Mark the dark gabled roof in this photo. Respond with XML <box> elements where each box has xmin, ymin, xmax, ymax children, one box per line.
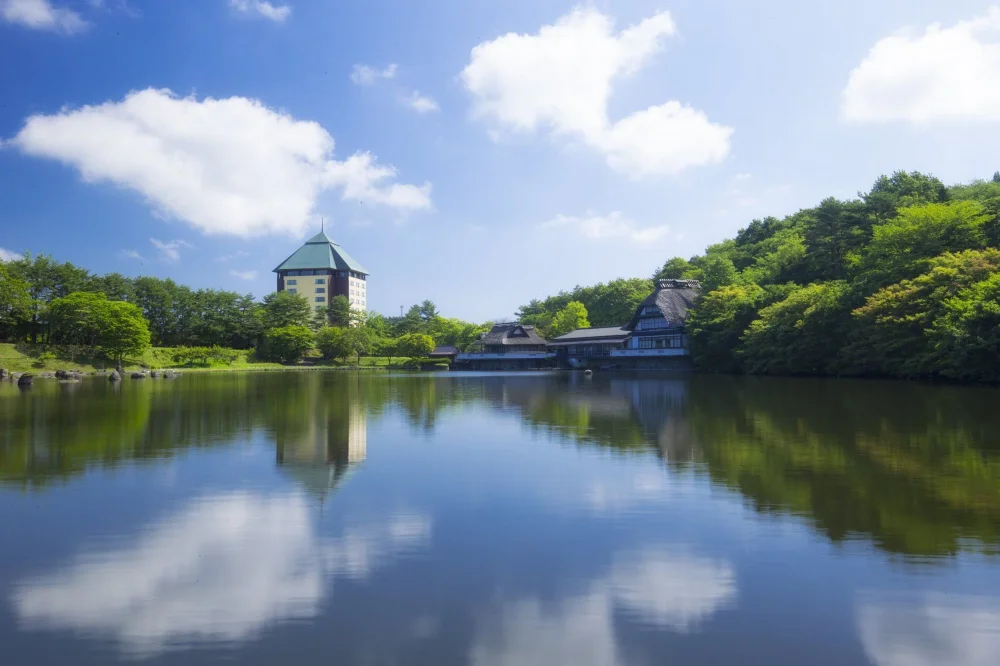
<box><xmin>473</xmin><ymin>323</ymin><xmax>548</xmax><ymax>347</ymax></box>
<box><xmin>273</xmin><ymin>231</ymin><xmax>369</xmax><ymax>275</ymax></box>
<box><xmin>548</xmin><ymin>326</ymin><xmax>629</xmax><ymax>346</ymax></box>
<box><xmin>429</xmin><ymin>345</ymin><xmax>461</xmax><ymax>356</ymax></box>
<box><xmin>625</xmin><ymin>279</ymin><xmax>700</xmax><ymax>331</ymax></box>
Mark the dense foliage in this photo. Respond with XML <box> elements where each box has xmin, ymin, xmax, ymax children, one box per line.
<box><xmin>673</xmin><ymin>171</ymin><xmax>1000</xmax><ymax>381</ymax></box>
<box><xmin>0</xmin><ymin>254</ymin><xmax>490</xmax><ymax>366</ymax></box>
<box><xmin>518</xmin><ymin>170</ymin><xmax>1000</xmax><ymax>382</ymax></box>
<box><xmin>517</xmin><ymin>278</ymin><xmax>651</xmax><ymax>336</ymax></box>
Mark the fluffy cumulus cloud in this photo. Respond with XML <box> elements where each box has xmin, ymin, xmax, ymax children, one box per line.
<box><xmin>351</xmin><ymin>63</ymin><xmax>398</xmax><ymax>86</ymax></box>
<box><xmin>541</xmin><ymin>211</ymin><xmax>669</xmax><ymax>242</ymax></box>
<box><xmin>857</xmin><ymin>594</ymin><xmax>1000</xmax><ymax>666</ymax></box>
<box><xmin>229</xmin><ymin>0</ymin><xmax>290</xmax><ymax>22</ymax></box>
<box><xmin>0</xmin><ymin>0</ymin><xmax>88</xmax><ymax>33</ymax></box>
<box><xmin>230</xmin><ymin>269</ymin><xmax>258</xmax><ymax>280</ymax></box>
<box><xmin>471</xmin><ymin>547</ymin><xmax>736</xmax><ymax>666</ymax></box>
<box><xmin>843</xmin><ymin>8</ymin><xmax>1000</xmax><ymax>124</ymax></box>
<box><xmin>11</xmin><ymin>492</ymin><xmax>431</xmax><ymax>657</ymax></box>
<box><xmin>0</xmin><ymin>247</ymin><xmax>24</xmax><ymax>261</ymax></box>
<box><xmin>9</xmin><ymin>89</ymin><xmax>431</xmax><ymax>238</ymax></box>
<box><xmin>461</xmin><ymin>7</ymin><xmax>732</xmax><ymax>177</ymax></box>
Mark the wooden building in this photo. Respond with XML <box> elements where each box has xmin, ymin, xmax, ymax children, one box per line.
<box><xmin>548</xmin><ymin>279</ymin><xmax>700</xmax><ymax>368</ymax></box>
<box><xmin>453</xmin><ymin>323</ymin><xmax>551</xmax><ymax>370</ymax></box>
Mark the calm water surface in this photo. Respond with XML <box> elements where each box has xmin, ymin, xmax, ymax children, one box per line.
<box><xmin>1</xmin><ymin>372</ymin><xmax>998</xmax><ymax>665</ymax></box>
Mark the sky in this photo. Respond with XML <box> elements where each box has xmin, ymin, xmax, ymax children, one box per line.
<box><xmin>2</xmin><ymin>0</ymin><xmax>1000</xmax><ymax>321</ymax></box>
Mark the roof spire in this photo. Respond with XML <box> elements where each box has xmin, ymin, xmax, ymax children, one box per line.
<box><xmin>321</xmin><ymin>217</ymin><xmax>324</xmax><ymax>233</ymax></box>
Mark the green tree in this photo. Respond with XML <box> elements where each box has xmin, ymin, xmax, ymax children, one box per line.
<box><xmin>264</xmin><ymin>325</ymin><xmax>314</xmax><ymax>363</ymax></box>
<box><xmin>847</xmin><ymin>249</ymin><xmax>1000</xmax><ymax>377</ymax></box>
<box><xmin>741</xmin><ymin>281</ymin><xmax>855</xmax><ymax>375</ymax></box>
<box><xmin>928</xmin><ymin>273</ymin><xmax>1000</xmax><ymax>382</ymax></box>
<box><xmin>687</xmin><ymin>284</ymin><xmax>765</xmax><ymax>372</ymax></box>
<box><xmin>344</xmin><ymin>326</ymin><xmax>377</xmax><ymax>363</ymax></box>
<box><xmin>328</xmin><ymin>295</ymin><xmax>353</xmax><ymax>328</ymax></box>
<box><xmin>418</xmin><ymin>300</ymin><xmax>439</xmax><ymax>322</ymax></box>
<box><xmin>396</xmin><ymin>333</ymin><xmax>435</xmax><ymax>358</ymax></box>
<box><xmin>262</xmin><ymin>291</ymin><xmax>312</xmax><ymax>329</ymax></box>
<box><xmin>98</xmin><ymin>300</ymin><xmax>152</xmax><ymax>367</ymax></box>
<box><xmin>861</xmin><ymin>170</ymin><xmax>949</xmax><ymax>224</ymax></box>
<box><xmin>0</xmin><ymin>262</ymin><xmax>31</xmax><ymax>338</ymax></box>
<box><xmin>48</xmin><ymin>292</ymin><xmax>109</xmax><ymax>349</ymax></box>
<box><xmin>654</xmin><ymin>257</ymin><xmax>696</xmax><ymax>280</ymax></box>
<box><xmin>548</xmin><ymin>301</ymin><xmax>590</xmax><ymax>337</ymax></box>
<box><xmin>316</xmin><ymin>326</ymin><xmax>351</xmax><ymax>361</ymax></box>
<box><xmin>700</xmin><ymin>255</ymin><xmax>740</xmax><ymax>292</ymax></box>
<box><xmin>858</xmin><ymin>201</ymin><xmax>989</xmax><ymax>288</ymax></box>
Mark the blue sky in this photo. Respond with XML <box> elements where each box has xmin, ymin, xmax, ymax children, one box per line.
<box><xmin>2</xmin><ymin>0</ymin><xmax>1000</xmax><ymax>321</ymax></box>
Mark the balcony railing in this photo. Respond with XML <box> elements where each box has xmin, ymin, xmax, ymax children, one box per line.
<box><xmin>455</xmin><ymin>352</ymin><xmax>550</xmax><ymax>361</ymax></box>
<box><xmin>610</xmin><ymin>348</ymin><xmax>687</xmax><ymax>357</ymax></box>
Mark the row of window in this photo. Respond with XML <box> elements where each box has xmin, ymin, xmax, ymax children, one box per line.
<box><xmin>283</xmin><ymin>270</ymin><xmax>367</xmax><ymax>279</ymax></box>
<box><xmin>638</xmin><ymin>335</ymin><xmax>684</xmax><ymax>349</ymax></box>
<box><xmin>636</xmin><ymin>318</ymin><xmax>671</xmax><ymax>331</ymax></box>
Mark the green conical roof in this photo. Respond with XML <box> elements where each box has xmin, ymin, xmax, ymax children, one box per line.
<box><xmin>273</xmin><ymin>230</ymin><xmax>369</xmax><ymax>274</ymax></box>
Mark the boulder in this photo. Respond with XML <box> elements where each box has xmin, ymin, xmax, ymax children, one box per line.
<box><xmin>0</xmin><ymin>368</ymin><xmax>7</xmax><ymax>381</ymax></box>
<box><xmin>17</xmin><ymin>374</ymin><xmax>33</xmax><ymax>387</ymax></box>
<box><xmin>163</xmin><ymin>371</ymin><xmax>179</xmax><ymax>379</ymax></box>
<box><xmin>108</xmin><ymin>371</ymin><xmax>121</xmax><ymax>382</ymax></box>
<box><xmin>39</xmin><ymin>372</ymin><xmax>56</xmax><ymax>379</ymax></box>
<box><xmin>55</xmin><ymin>369</ymin><xmax>70</xmax><ymax>380</ymax></box>
<box><xmin>131</xmin><ymin>372</ymin><xmax>147</xmax><ymax>379</ymax></box>
<box><xmin>150</xmin><ymin>371</ymin><xmax>161</xmax><ymax>378</ymax></box>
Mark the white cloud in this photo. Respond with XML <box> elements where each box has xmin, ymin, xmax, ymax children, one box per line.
<box><xmin>324</xmin><ymin>152</ymin><xmax>432</xmax><ymax>209</ymax></box>
<box><xmin>119</xmin><ymin>249</ymin><xmax>144</xmax><ymax>261</ymax></box>
<box><xmin>351</xmin><ymin>63</ymin><xmax>398</xmax><ymax>86</ymax></box>
<box><xmin>541</xmin><ymin>211</ymin><xmax>669</xmax><ymax>242</ymax></box>
<box><xmin>0</xmin><ymin>0</ymin><xmax>88</xmax><ymax>33</ymax></box>
<box><xmin>843</xmin><ymin>8</ymin><xmax>1000</xmax><ymax>124</ymax></box>
<box><xmin>149</xmin><ymin>238</ymin><xmax>192</xmax><ymax>262</ymax></box>
<box><xmin>471</xmin><ymin>548</ymin><xmax>736</xmax><ymax>666</ymax></box>
<box><xmin>10</xmin><ymin>89</ymin><xmax>431</xmax><ymax>238</ymax></box>
<box><xmin>0</xmin><ymin>247</ymin><xmax>23</xmax><ymax>261</ymax></box>
<box><xmin>461</xmin><ymin>7</ymin><xmax>732</xmax><ymax>178</ymax></box>
<box><xmin>230</xmin><ymin>269</ymin><xmax>258</xmax><ymax>280</ymax></box>
<box><xmin>857</xmin><ymin>594</ymin><xmax>1000</xmax><ymax>666</ymax></box>
<box><xmin>404</xmin><ymin>91</ymin><xmax>440</xmax><ymax>114</ymax></box>
<box><xmin>12</xmin><ymin>492</ymin><xmax>431</xmax><ymax>657</ymax></box>
<box><xmin>229</xmin><ymin>0</ymin><xmax>290</xmax><ymax>22</ymax></box>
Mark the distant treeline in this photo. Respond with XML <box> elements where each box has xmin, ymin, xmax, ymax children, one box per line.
<box><xmin>0</xmin><ymin>255</ymin><xmax>490</xmax><ymax>365</ymax></box>
<box><xmin>519</xmin><ymin>171</ymin><xmax>1000</xmax><ymax>382</ymax></box>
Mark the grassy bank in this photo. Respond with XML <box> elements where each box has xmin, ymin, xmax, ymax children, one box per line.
<box><xmin>0</xmin><ymin>344</ymin><xmax>428</xmax><ymax>374</ymax></box>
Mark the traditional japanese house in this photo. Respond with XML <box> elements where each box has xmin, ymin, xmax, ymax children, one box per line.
<box><xmin>453</xmin><ymin>323</ymin><xmax>551</xmax><ymax>370</ymax></box>
<box><xmin>615</xmin><ymin>279</ymin><xmax>700</xmax><ymax>358</ymax></box>
<box><xmin>547</xmin><ymin>326</ymin><xmax>630</xmax><ymax>367</ymax></box>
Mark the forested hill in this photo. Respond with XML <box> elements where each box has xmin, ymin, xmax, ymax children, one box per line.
<box><xmin>520</xmin><ymin>171</ymin><xmax>1000</xmax><ymax>382</ymax></box>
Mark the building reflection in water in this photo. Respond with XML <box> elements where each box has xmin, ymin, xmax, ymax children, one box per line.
<box><xmin>276</xmin><ymin>397</ymin><xmax>368</xmax><ymax>504</ymax></box>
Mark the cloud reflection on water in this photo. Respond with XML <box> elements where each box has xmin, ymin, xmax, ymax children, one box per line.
<box><xmin>12</xmin><ymin>492</ymin><xmax>430</xmax><ymax>657</ymax></box>
<box><xmin>858</xmin><ymin>594</ymin><xmax>1000</xmax><ymax>666</ymax></box>
<box><xmin>471</xmin><ymin>547</ymin><xmax>736</xmax><ymax>666</ymax></box>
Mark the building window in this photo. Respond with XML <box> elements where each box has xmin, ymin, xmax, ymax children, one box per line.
<box><xmin>287</xmin><ymin>288</ymin><xmax>297</xmax><ymax>294</ymax></box>
<box><xmin>315</xmin><ymin>287</ymin><xmax>326</xmax><ymax>293</ymax></box>
<box><xmin>638</xmin><ymin>335</ymin><xmax>683</xmax><ymax>349</ymax></box>
<box><xmin>315</xmin><ymin>297</ymin><xmax>325</xmax><ymax>303</ymax></box>
<box><xmin>315</xmin><ymin>278</ymin><xmax>325</xmax><ymax>284</ymax></box>
<box><xmin>637</xmin><ymin>318</ymin><xmax>669</xmax><ymax>331</ymax></box>
<box><xmin>286</xmin><ymin>279</ymin><xmax>297</xmax><ymax>285</ymax></box>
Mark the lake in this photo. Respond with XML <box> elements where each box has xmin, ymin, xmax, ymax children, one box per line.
<box><xmin>0</xmin><ymin>371</ymin><xmax>998</xmax><ymax>665</ymax></box>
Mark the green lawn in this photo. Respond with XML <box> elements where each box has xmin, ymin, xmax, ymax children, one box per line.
<box><xmin>0</xmin><ymin>343</ymin><xmax>433</xmax><ymax>374</ymax></box>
